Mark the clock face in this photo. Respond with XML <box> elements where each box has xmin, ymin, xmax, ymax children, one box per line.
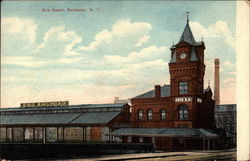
<box><xmin>180</xmin><ymin>53</ymin><xmax>187</xmax><ymax>59</ymax></box>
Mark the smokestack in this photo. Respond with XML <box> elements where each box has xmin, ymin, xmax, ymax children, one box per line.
<box><xmin>214</xmin><ymin>58</ymin><xmax>220</xmax><ymax>105</ymax></box>
<box><xmin>155</xmin><ymin>85</ymin><xmax>161</xmax><ymax>98</ymax></box>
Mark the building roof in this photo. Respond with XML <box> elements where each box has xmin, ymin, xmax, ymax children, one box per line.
<box><xmin>0</xmin><ymin>103</ymin><xmax>126</xmax><ymax>112</ymax></box>
<box><xmin>0</xmin><ymin>113</ymin><xmax>81</xmax><ymax>125</ymax></box>
<box><xmin>190</xmin><ymin>47</ymin><xmax>198</xmax><ymax>61</ymax></box>
<box><xmin>179</xmin><ymin>22</ymin><xmax>196</xmax><ymax>45</ymax></box>
<box><xmin>195</xmin><ymin>41</ymin><xmax>203</xmax><ymax>46</ymax></box>
<box><xmin>169</xmin><ymin>51</ymin><xmax>177</xmax><ymax>63</ymax></box>
<box><xmin>109</xmin><ymin>128</ymin><xmax>218</xmax><ymax>138</ymax></box>
<box><xmin>133</xmin><ymin>85</ymin><xmax>170</xmax><ymax>99</ymax></box>
<box><xmin>70</xmin><ymin>112</ymin><xmax>121</xmax><ymax>124</ymax></box>
<box><xmin>0</xmin><ymin>111</ymin><xmax>121</xmax><ymax>125</ymax></box>
<box><xmin>170</xmin><ymin>45</ymin><xmax>176</xmax><ymax>50</ymax></box>
<box><xmin>215</xmin><ymin>104</ymin><xmax>236</xmax><ymax>112</ymax></box>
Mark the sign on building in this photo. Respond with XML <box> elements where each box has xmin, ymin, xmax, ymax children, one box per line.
<box><xmin>20</xmin><ymin>101</ymin><xmax>69</xmax><ymax>108</ymax></box>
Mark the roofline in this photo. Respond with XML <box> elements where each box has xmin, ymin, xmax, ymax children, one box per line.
<box><xmin>215</xmin><ymin>104</ymin><xmax>237</xmax><ymax>106</ymax></box>
<box><xmin>107</xmin><ymin>133</ymin><xmax>218</xmax><ymax>138</ymax></box>
<box><xmin>0</xmin><ymin>103</ymin><xmax>128</xmax><ymax>112</ymax></box>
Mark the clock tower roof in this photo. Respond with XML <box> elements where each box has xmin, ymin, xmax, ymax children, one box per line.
<box><xmin>179</xmin><ymin>22</ymin><xmax>196</xmax><ymax>45</ymax></box>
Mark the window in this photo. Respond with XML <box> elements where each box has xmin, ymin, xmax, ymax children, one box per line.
<box><xmin>25</xmin><ymin>127</ymin><xmax>34</xmax><ymax>142</ymax></box>
<box><xmin>160</xmin><ymin>109</ymin><xmax>166</xmax><ymax>120</ymax></box>
<box><xmin>178</xmin><ymin>105</ymin><xmax>188</xmax><ymax>120</ymax></box>
<box><xmin>147</xmin><ymin>110</ymin><xmax>152</xmax><ymax>120</ymax></box>
<box><xmin>138</xmin><ymin>110</ymin><xmax>143</xmax><ymax>120</ymax></box>
<box><xmin>128</xmin><ymin>136</ymin><xmax>132</xmax><ymax>143</ymax></box>
<box><xmin>179</xmin><ymin>82</ymin><xmax>188</xmax><ymax>95</ymax></box>
<box><xmin>178</xmin><ymin>124</ymin><xmax>189</xmax><ymax>128</ymax></box>
<box><xmin>139</xmin><ymin>137</ymin><xmax>144</xmax><ymax>143</ymax></box>
<box><xmin>214</xmin><ymin>116</ymin><xmax>218</xmax><ymax>123</ymax></box>
<box><xmin>219</xmin><ymin>116</ymin><xmax>223</xmax><ymax>122</ymax></box>
<box><xmin>232</xmin><ymin>125</ymin><xmax>236</xmax><ymax>132</ymax></box>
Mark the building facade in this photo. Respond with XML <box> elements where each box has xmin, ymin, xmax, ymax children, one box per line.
<box><xmin>214</xmin><ymin>104</ymin><xmax>236</xmax><ymax>148</ymax></box>
<box><xmin>110</xmin><ymin>18</ymin><xmax>218</xmax><ymax>150</ymax></box>
<box><xmin>0</xmin><ymin>103</ymin><xmax>130</xmax><ymax>143</ymax></box>
<box><xmin>130</xmin><ymin>19</ymin><xmax>215</xmax><ymax>129</ymax></box>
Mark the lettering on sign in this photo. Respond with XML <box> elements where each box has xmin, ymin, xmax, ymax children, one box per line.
<box><xmin>20</xmin><ymin>101</ymin><xmax>69</xmax><ymax>108</ymax></box>
<box><xmin>175</xmin><ymin>97</ymin><xmax>192</xmax><ymax>102</ymax></box>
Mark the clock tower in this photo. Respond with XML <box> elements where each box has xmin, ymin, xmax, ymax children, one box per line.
<box><xmin>168</xmin><ymin>14</ymin><xmax>213</xmax><ymax>128</ymax></box>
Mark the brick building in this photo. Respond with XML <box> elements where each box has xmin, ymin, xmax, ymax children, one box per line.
<box><xmin>110</xmin><ymin>17</ymin><xmax>218</xmax><ymax>150</ymax></box>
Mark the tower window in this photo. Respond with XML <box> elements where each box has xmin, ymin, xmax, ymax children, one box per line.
<box><xmin>160</xmin><ymin>109</ymin><xmax>166</xmax><ymax>120</ymax></box>
<box><xmin>147</xmin><ymin>110</ymin><xmax>153</xmax><ymax>120</ymax></box>
<box><xmin>138</xmin><ymin>110</ymin><xmax>143</xmax><ymax>120</ymax></box>
<box><xmin>179</xmin><ymin>82</ymin><xmax>188</xmax><ymax>95</ymax></box>
<box><xmin>178</xmin><ymin>105</ymin><xmax>188</xmax><ymax>120</ymax></box>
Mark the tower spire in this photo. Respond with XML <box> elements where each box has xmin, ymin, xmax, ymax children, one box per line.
<box><xmin>186</xmin><ymin>12</ymin><xmax>189</xmax><ymax>23</ymax></box>
<box><xmin>178</xmin><ymin>12</ymin><xmax>195</xmax><ymax>45</ymax></box>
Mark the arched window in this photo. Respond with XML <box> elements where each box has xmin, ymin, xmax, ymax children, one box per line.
<box><xmin>138</xmin><ymin>110</ymin><xmax>143</xmax><ymax>120</ymax></box>
<box><xmin>178</xmin><ymin>105</ymin><xmax>188</xmax><ymax>120</ymax></box>
<box><xmin>147</xmin><ymin>110</ymin><xmax>152</xmax><ymax>120</ymax></box>
<box><xmin>160</xmin><ymin>109</ymin><xmax>166</xmax><ymax>120</ymax></box>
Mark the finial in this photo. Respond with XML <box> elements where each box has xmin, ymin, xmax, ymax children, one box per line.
<box><xmin>172</xmin><ymin>40</ymin><xmax>175</xmax><ymax>45</ymax></box>
<box><xmin>208</xmin><ymin>80</ymin><xmax>210</xmax><ymax>86</ymax></box>
<box><xmin>186</xmin><ymin>12</ymin><xmax>189</xmax><ymax>23</ymax></box>
<box><xmin>201</xmin><ymin>34</ymin><xmax>204</xmax><ymax>41</ymax></box>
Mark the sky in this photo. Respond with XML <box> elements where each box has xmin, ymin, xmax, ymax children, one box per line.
<box><xmin>1</xmin><ymin>1</ymin><xmax>236</xmax><ymax>107</ymax></box>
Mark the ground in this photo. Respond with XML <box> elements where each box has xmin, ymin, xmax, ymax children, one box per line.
<box><xmin>57</xmin><ymin>149</ymin><xmax>236</xmax><ymax>161</ymax></box>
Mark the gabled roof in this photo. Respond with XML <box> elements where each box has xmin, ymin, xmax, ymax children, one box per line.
<box><xmin>190</xmin><ymin>47</ymin><xmax>198</xmax><ymax>61</ymax></box>
<box><xmin>133</xmin><ymin>85</ymin><xmax>170</xmax><ymax>99</ymax></box>
<box><xmin>179</xmin><ymin>23</ymin><xmax>196</xmax><ymax>45</ymax></box>
<box><xmin>170</xmin><ymin>45</ymin><xmax>176</xmax><ymax>50</ymax></box>
<box><xmin>195</xmin><ymin>41</ymin><xmax>203</xmax><ymax>46</ymax></box>
<box><xmin>204</xmin><ymin>85</ymin><xmax>212</xmax><ymax>93</ymax></box>
<box><xmin>170</xmin><ymin>51</ymin><xmax>177</xmax><ymax>63</ymax></box>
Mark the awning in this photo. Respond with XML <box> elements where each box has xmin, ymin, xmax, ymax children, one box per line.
<box><xmin>109</xmin><ymin>128</ymin><xmax>218</xmax><ymax>138</ymax></box>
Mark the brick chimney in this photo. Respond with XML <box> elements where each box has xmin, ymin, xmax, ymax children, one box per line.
<box><xmin>155</xmin><ymin>85</ymin><xmax>161</xmax><ymax>98</ymax></box>
<box><xmin>214</xmin><ymin>58</ymin><xmax>220</xmax><ymax>105</ymax></box>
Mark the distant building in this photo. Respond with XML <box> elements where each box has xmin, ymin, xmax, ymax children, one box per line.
<box><xmin>114</xmin><ymin>97</ymin><xmax>131</xmax><ymax>105</ymax></box>
<box><xmin>214</xmin><ymin>104</ymin><xmax>236</xmax><ymax>148</ymax></box>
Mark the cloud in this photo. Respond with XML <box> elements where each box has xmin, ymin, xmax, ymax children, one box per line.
<box><xmin>2</xmin><ymin>17</ymin><xmax>37</xmax><ymax>43</ymax></box>
<box><xmin>222</xmin><ymin>60</ymin><xmax>235</xmax><ymax>68</ymax></box>
<box><xmin>1</xmin><ymin>56</ymin><xmax>49</xmax><ymax>67</ymax></box>
<box><xmin>111</xmin><ymin>19</ymin><xmax>152</xmax><ymax>38</ymax></box>
<box><xmin>104</xmin><ymin>45</ymin><xmax>167</xmax><ymax>64</ymax></box>
<box><xmin>34</xmin><ymin>25</ymin><xmax>82</xmax><ymax>56</ymax></box>
<box><xmin>58</xmin><ymin>57</ymin><xmax>84</xmax><ymax>64</ymax></box>
<box><xmin>77</xmin><ymin>19</ymin><xmax>152</xmax><ymax>52</ymax></box>
<box><xmin>190</xmin><ymin>21</ymin><xmax>235</xmax><ymax>48</ymax></box>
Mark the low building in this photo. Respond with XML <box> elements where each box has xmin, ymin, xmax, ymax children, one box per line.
<box><xmin>0</xmin><ymin>103</ymin><xmax>130</xmax><ymax>143</ymax></box>
<box><xmin>214</xmin><ymin>104</ymin><xmax>236</xmax><ymax>148</ymax></box>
